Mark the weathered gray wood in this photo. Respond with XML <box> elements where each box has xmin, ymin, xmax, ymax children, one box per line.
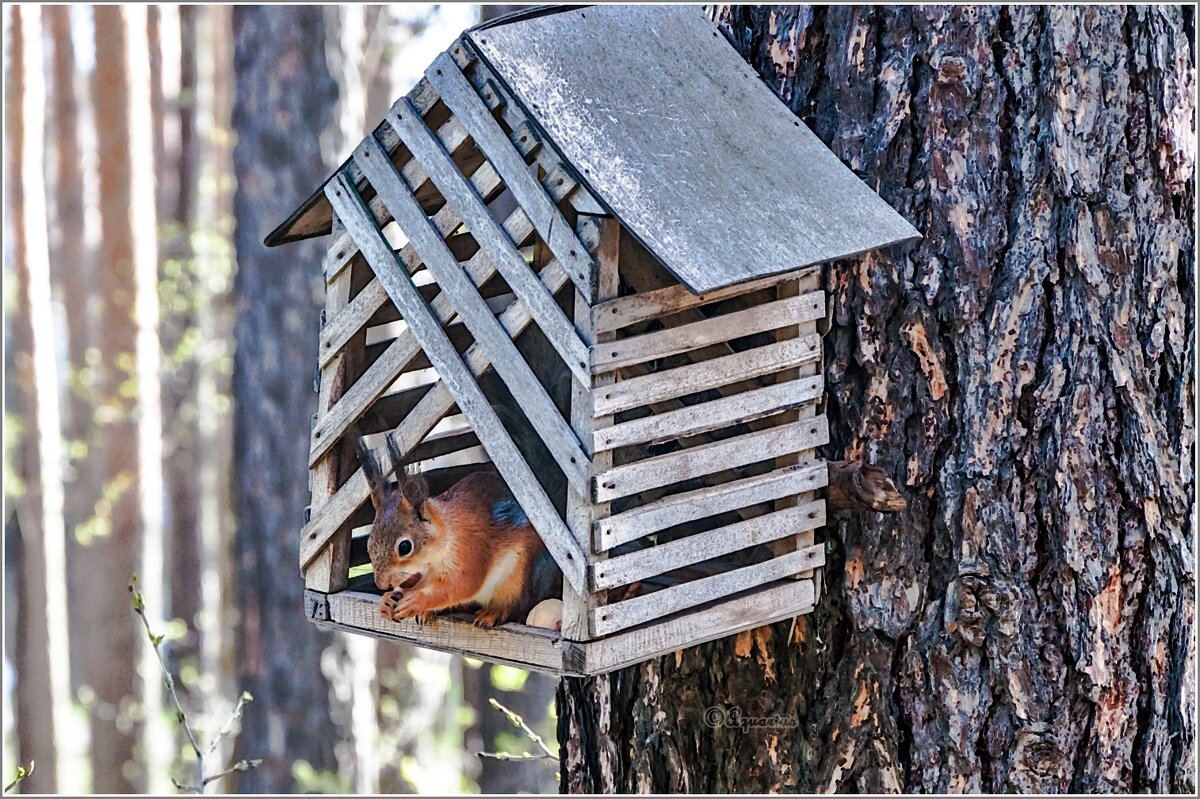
<box><xmin>356</xmin><ymin>131</ymin><xmax>589</xmax><ymax>492</ymax></box>
<box><xmin>595</xmin><ymin>416</ymin><xmax>829</xmax><ymax>502</ymax></box>
<box><xmin>322</xmin><ymin>114</ymin><xmax>473</xmax><ymax>282</ymax></box>
<box><xmin>267</xmin><ymin>74</ymin><xmax>449</xmax><ymax>246</ymax></box>
<box><xmin>325</xmin><ymin>590</ymin><xmax>571</xmax><ymax>675</ymax></box>
<box><xmin>305</xmin><ymin>218</ymin><xmax>358</xmax><ymax>593</ymax></box>
<box><xmin>466</xmin><ymin>6</ymin><xmax>920</xmax><ymax>293</ymax></box>
<box><xmin>596</xmin><ymin>460</ymin><xmax>827</xmax><ymax>551</ymax></box>
<box><xmin>562</xmin><ymin>215</ymin><xmax>620</xmax><ymax>641</ymax></box>
<box><xmin>387</xmin><ymin>97</ymin><xmax>591</xmax><ymax>386</ymax></box>
<box><xmin>427</xmin><ymin>52</ymin><xmax>595</xmax><ymax>297</ymax></box>
<box><xmin>594</xmin><ymin>375</ymin><xmax>823</xmax><ymax>452</ymax></box>
<box><xmin>595</xmin><ymin>334</ymin><xmax>821</xmax><ymax>417</ymax></box>
<box><xmin>297</xmin><ymin>221</ymin><xmax>603</xmax><ymax>570</ymax></box>
<box><xmin>592</xmin><ymin>266</ymin><xmax>817</xmax><ymax>335</ymax></box>
<box><xmin>591</xmin><ymin>291</ymin><xmax>825</xmax><ymax>373</ymax></box>
<box><xmin>591</xmin><ymin>500</ymin><xmax>825</xmax><ymax>590</ymax></box>
<box><xmin>308</xmin><ymin>160</ymin><xmax>576</xmax><ymax>468</ymax></box>
<box><xmin>323</xmin><ymin>173</ymin><xmax>587</xmax><ymax>593</ymax></box>
<box><xmin>579</xmin><ymin>578</ymin><xmax>816</xmax><ymax>673</ymax></box>
<box><xmin>591</xmin><ymin>543</ymin><xmax>825</xmax><ymax>636</ymax></box>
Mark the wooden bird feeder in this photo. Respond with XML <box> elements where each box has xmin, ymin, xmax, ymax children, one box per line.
<box><xmin>269</xmin><ymin>5</ymin><xmax>918</xmax><ymax>676</ymax></box>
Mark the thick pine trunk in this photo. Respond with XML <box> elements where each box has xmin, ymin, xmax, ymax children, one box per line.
<box><xmin>230</xmin><ymin>6</ymin><xmax>342</xmax><ymax>792</ymax></box>
<box><xmin>558</xmin><ymin>5</ymin><xmax>1194</xmax><ymax>793</ymax></box>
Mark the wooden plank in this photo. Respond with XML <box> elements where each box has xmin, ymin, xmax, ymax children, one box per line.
<box><xmin>308</xmin><ymin>156</ymin><xmax>579</xmax><ymax>467</ymax></box>
<box><xmin>591</xmin><ymin>291</ymin><xmax>824</xmax><ymax>373</ymax></box>
<box><xmin>388</xmin><ymin>97</ymin><xmax>590</xmax><ymax>386</ymax></box>
<box><xmin>596</xmin><ymin>460</ymin><xmax>827</xmax><ymax>551</ymax></box>
<box><xmin>323</xmin><ymin>173</ymin><xmax>587</xmax><ymax>593</ymax></box>
<box><xmin>592</xmin><ymin>266</ymin><xmax>817</xmax><ymax>335</ymax></box>
<box><xmin>305</xmin><ymin>218</ymin><xmax>360</xmax><ymax>592</ymax></box>
<box><xmin>594</xmin><ymin>375</ymin><xmax>822</xmax><ymax>452</ymax></box>
<box><xmin>597</xmin><ymin>337</ymin><xmax>820</xmax><ymax>421</ymax></box>
<box><xmin>357</xmin><ymin>131</ymin><xmax>589</xmax><ymax>492</ymax></box>
<box><xmin>427</xmin><ymin>52</ymin><xmax>594</xmax><ymax>298</ymax></box>
<box><xmin>591</xmin><ymin>500</ymin><xmax>824</xmax><ymax>590</ymax></box>
<box><xmin>591</xmin><ymin>544</ymin><xmax>824</xmax><ymax>636</ymax></box>
<box><xmin>325</xmin><ymin>591</ymin><xmax>570</xmax><ymax>675</ymax></box>
<box><xmin>318</xmin><ymin>120</ymin><xmax>540</xmax><ymax>367</ymax></box>
<box><xmin>579</xmin><ymin>578</ymin><xmax>815</xmax><ymax>673</ymax></box>
<box><xmin>270</xmin><ymin>75</ymin><xmax>446</xmax><ymax>247</ymax></box>
<box><xmin>561</xmin><ymin>216</ymin><xmax>619</xmax><ymax>642</ymax></box>
<box><xmin>594</xmin><ymin>416</ymin><xmax>829</xmax><ymax>503</ymax></box>
<box><xmin>297</xmin><ymin>221</ymin><xmax>603</xmax><ymax>570</ymax></box>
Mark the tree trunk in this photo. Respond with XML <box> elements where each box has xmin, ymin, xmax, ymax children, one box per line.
<box><xmin>83</xmin><ymin>5</ymin><xmax>165</xmax><ymax>791</ymax></box>
<box><xmin>230</xmin><ymin>6</ymin><xmax>342</xmax><ymax>792</ymax></box>
<box><xmin>558</xmin><ymin>5</ymin><xmax>1194</xmax><ymax>793</ymax></box>
<box><xmin>5</xmin><ymin>6</ymin><xmax>72</xmax><ymax>792</ymax></box>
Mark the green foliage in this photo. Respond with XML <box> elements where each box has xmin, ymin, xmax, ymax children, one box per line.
<box><xmin>291</xmin><ymin>760</ymin><xmax>349</xmax><ymax>795</ymax></box>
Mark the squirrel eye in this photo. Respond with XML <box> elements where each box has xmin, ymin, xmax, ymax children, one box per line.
<box><xmin>397</xmin><ymin>539</ymin><xmax>413</xmax><ymax>557</ymax></box>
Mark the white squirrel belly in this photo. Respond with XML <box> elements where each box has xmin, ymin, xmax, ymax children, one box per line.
<box><xmin>471</xmin><ymin>551</ymin><xmax>519</xmax><ymax>607</ymax></box>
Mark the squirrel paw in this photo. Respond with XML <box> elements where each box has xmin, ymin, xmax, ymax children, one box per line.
<box><xmin>387</xmin><ymin>593</ymin><xmax>436</xmax><ymax>626</ymax></box>
<box><xmin>473</xmin><ymin>608</ymin><xmax>509</xmax><ymax>629</ymax></box>
<box><xmin>380</xmin><ymin>590</ymin><xmax>404</xmax><ymax>621</ymax></box>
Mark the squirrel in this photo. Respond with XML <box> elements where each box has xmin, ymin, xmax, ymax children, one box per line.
<box><xmin>358</xmin><ymin>433</ymin><xmax>562</xmax><ymax>629</ymax></box>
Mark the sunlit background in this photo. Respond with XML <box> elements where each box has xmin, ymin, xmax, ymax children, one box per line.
<box><xmin>2</xmin><ymin>4</ymin><xmax>565</xmax><ymax>794</ymax></box>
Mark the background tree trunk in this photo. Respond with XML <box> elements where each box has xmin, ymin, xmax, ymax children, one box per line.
<box><xmin>230</xmin><ymin>6</ymin><xmax>342</xmax><ymax>792</ymax></box>
<box><xmin>5</xmin><ymin>6</ymin><xmax>72</xmax><ymax>792</ymax></box>
<box><xmin>558</xmin><ymin>5</ymin><xmax>1194</xmax><ymax>793</ymax></box>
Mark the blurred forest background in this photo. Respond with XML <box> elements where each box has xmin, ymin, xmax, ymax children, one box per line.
<box><xmin>3</xmin><ymin>4</ymin><xmax>559</xmax><ymax>794</ymax></box>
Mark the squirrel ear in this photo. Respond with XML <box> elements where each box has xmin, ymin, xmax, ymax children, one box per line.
<box><xmin>402</xmin><ymin>471</ymin><xmax>430</xmax><ymax>515</ymax></box>
<box><xmin>357</xmin><ymin>438</ymin><xmax>388</xmax><ymax>510</ymax></box>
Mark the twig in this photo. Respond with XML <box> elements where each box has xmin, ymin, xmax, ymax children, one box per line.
<box><xmin>129</xmin><ymin>576</ymin><xmax>259</xmax><ymax>793</ymax></box>
<box><xmin>478</xmin><ymin>697</ymin><xmax>558</xmax><ymax>761</ymax></box>
<box><xmin>476</xmin><ymin>751</ymin><xmax>557</xmax><ymax>761</ymax></box>
<box><xmin>4</xmin><ymin>761</ymin><xmax>34</xmax><ymax>794</ymax></box>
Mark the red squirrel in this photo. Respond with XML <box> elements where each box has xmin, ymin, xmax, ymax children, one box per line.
<box><xmin>358</xmin><ymin>435</ymin><xmax>562</xmax><ymax>628</ymax></box>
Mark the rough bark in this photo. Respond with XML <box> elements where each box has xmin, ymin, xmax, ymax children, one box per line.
<box><xmin>230</xmin><ymin>6</ymin><xmax>341</xmax><ymax>792</ymax></box>
<box><xmin>558</xmin><ymin>5</ymin><xmax>1194</xmax><ymax>793</ymax></box>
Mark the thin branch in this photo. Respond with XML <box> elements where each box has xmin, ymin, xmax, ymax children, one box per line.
<box><xmin>476</xmin><ymin>751</ymin><xmax>557</xmax><ymax>762</ymax></box>
<box><xmin>4</xmin><ymin>761</ymin><xmax>35</xmax><ymax>794</ymax></box>
<box><xmin>129</xmin><ymin>576</ymin><xmax>259</xmax><ymax>793</ymax></box>
<box><xmin>487</xmin><ymin>697</ymin><xmax>558</xmax><ymax>759</ymax></box>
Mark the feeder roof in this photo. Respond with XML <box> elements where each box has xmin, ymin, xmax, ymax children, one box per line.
<box><xmin>267</xmin><ymin>4</ymin><xmax>919</xmax><ymax>294</ymax></box>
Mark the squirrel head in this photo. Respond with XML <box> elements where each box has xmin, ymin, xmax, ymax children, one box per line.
<box><xmin>358</xmin><ymin>435</ymin><xmax>445</xmax><ymax>592</ymax></box>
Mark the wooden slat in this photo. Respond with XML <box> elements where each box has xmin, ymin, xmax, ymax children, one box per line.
<box><xmin>595</xmin><ymin>460</ymin><xmax>827</xmax><ymax>551</ymax></box>
<box><xmin>579</xmin><ymin>578</ymin><xmax>815</xmax><ymax>673</ymax></box>
<box><xmin>591</xmin><ymin>500</ymin><xmax>824</xmax><ymax>590</ymax></box>
<box><xmin>596</xmin><ymin>335</ymin><xmax>821</xmax><ymax>417</ymax></box>
<box><xmin>308</xmin><ymin>157</ymin><xmax>578</xmax><ymax>468</ymax></box>
<box><xmin>318</xmin><ymin>120</ymin><xmax>540</xmax><ymax>368</ymax></box>
<box><xmin>591</xmin><ymin>291</ymin><xmax>825</xmax><ymax>373</ymax></box>
<box><xmin>594</xmin><ymin>375</ymin><xmax>822</xmax><ymax>452</ymax></box>
<box><xmin>305</xmin><ymin>218</ymin><xmax>360</xmax><ymax>593</ymax></box>
<box><xmin>427</xmin><ymin>52</ymin><xmax>594</xmax><ymax>298</ymax></box>
<box><xmin>591</xmin><ymin>544</ymin><xmax>825</xmax><ymax>636</ymax></box>
<box><xmin>298</xmin><ymin>221</ymin><xmax>602</xmax><ymax>574</ymax></box>
<box><xmin>324</xmin><ymin>591</ymin><xmax>570</xmax><ymax>675</ymax></box>
<box><xmin>356</xmin><ymin>131</ymin><xmax>589</xmax><ymax>492</ymax></box>
<box><xmin>562</xmin><ymin>216</ymin><xmax>619</xmax><ymax>641</ymax></box>
<box><xmin>592</xmin><ymin>266</ymin><xmax>817</xmax><ymax>334</ymax></box>
<box><xmin>594</xmin><ymin>416</ymin><xmax>829</xmax><ymax>503</ymax></box>
<box><xmin>324</xmin><ymin>173</ymin><xmax>587</xmax><ymax>593</ymax></box>
<box><xmin>388</xmin><ymin>97</ymin><xmax>590</xmax><ymax>386</ymax></box>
